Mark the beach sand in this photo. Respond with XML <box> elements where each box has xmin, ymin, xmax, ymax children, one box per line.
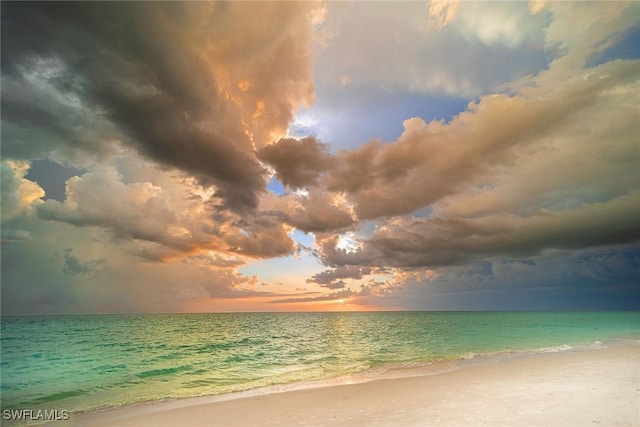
<box><xmin>61</xmin><ymin>342</ymin><xmax>639</xmax><ymax>427</ymax></box>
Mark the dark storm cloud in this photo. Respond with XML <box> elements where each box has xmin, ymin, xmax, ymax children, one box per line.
<box><xmin>0</xmin><ymin>67</ymin><xmax>122</xmax><ymax>163</ymax></box>
<box><xmin>1</xmin><ymin>91</ymin><xmax>74</xmax><ymax>141</ymax></box>
<box><xmin>94</xmin><ymin>85</ymin><xmax>264</xmax><ymax>210</ymax></box>
<box><xmin>1</xmin><ymin>1</ymin><xmax>305</xmax><ymax>211</ymax></box>
<box><xmin>375</xmin><ymin>247</ymin><xmax>640</xmax><ymax>311</ymax></box>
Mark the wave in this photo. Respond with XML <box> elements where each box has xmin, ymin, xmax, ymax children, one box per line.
<box><xmin>136</xmin><ymin>364</ymin><xmax>193</xmax><ymax>379</ymax></box>
<box><xmin>5</xmin><ymin>311</ymin><xmax>637</xmax><ymax>417</ymax></box>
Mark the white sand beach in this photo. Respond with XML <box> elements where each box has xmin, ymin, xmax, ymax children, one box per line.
<box><xmin>60</xmin><ymin>341</ymin><xmax>640</xmax><ymax>427</ymax></box>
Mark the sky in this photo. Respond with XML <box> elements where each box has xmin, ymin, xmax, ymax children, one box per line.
<box><xmin>1</xmin><ymin>1</ymin><xmax>639</xmax><ymax>315</ymax></box>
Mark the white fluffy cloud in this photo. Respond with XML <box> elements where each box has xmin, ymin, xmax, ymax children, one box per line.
<box><xmin>315</xmin><ymin>1</ymin><xmax>551</xmax><ymax>98</ymax></box>
<box><xmin>1</xmin><ymin>160</ymin><xmax>45</xmax><ymax>220</ymax></box>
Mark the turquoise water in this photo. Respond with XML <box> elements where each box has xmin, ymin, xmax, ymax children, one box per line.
<box><xmin>1</xmin><ymin>312</ymin><xmax>638</xmax><ymax>414</ymax></box>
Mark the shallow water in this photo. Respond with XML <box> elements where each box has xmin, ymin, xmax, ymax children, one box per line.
<box><xmin>1</xmin><ymin>311</ymin><xmax>638</xmax><ymax>414</ymax></box>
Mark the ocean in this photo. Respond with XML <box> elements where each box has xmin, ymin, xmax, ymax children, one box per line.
<box><xmin>1</xmin><ymin>311</ymin><xmax>638</xmax><ymax>416</ymax></box>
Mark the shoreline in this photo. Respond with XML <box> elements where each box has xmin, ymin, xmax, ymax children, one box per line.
<box><xmin>56</xmin><ymin>339</ymin><xmax>627</xmax><ymax>416</ymax></box>
<box><xmin>49</xmin><ymin>340</ymin><xmax>639</xmax><ymax>427</ymax></box>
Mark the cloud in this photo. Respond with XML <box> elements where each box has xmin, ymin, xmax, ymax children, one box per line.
<box><xmin>270</xmin><ymin>289</ymin><xmax>355</xmax><ymax>304</ymax></box>
<box><xmin>94</xmin><ymin>85</ymin><xmax>266</xmax><ymax>211</ymax></box>
<box><xmin>1</xmin><ymin>160</ymin><xmax>45</xmax><ymax>219</ymax></box>
<box><xmin>426</xmin><ymin>0</ymin><xmax>460</xmax><ymax>29</ymax></box>
<box><xmin>258</xmin><ymin>188</ymin><xmax>354</xmax><ymax>234</ymax></box>
<box><xmin>529</xmin><ymin>1</ymin><xmax>546</xmax><ymax>15</ymax></box>
<box><xmin>0</xmin><ymin>211</ymin><xmax>277</xmax><ymax>314</ymax></box>
<box><xmin>63</xmin><ymin>249</ymin><xmax>104</xmax><ymax>276</ymax></box>
<box><xmin>276</xmin><ymin>59</ymin><xmax>639</xmax><ymax>223</ymax></box>
<box><xmin>369</xmin><ymin>246</ymin><xmax>640</xmax><ymax>311</ymax></box>
<box><xmin>2</xmin><ymin>2</ymin><xmax>639</xmax><ymax>313</ymax></box>
<box><xmin>1</xmin><ymin>2</ymin><xmax>321</xmax><ymax>211</ymax></box>
<box><xmin>307</xmin><ymin>266</ymin><xmax>372</xmax><ymax>289</ymax></box>
<box><xmin>450</xmin><ymin>1</ymin><xmax>547</xmax><ymax>48</ymax></box>
<box><xmin>0</xmin><ymin>58</ymin><xmax>122</xmax><ymax>166</ymax></box>
<box><xmin>286</xmin><ymin>190</ymin><xmax>354</xmax><ymax>233</ymax></box>
<box><xmin>538</xmin><ymin>1</ymin><xmax>640</xmax><ymax>73</ymax></box>
<box><xmin>221</xmin><ymin>214</ymin><xmax>296</xmax><ymax>259</ymax></box>
<box><xmin>572</xmin><ymin>249</ymin><xmax>640</xmax><ymax>284</ymax></box>
<box><xmin>1</xmin><ymin>228</ymin><xmax>32</xmax><ymax>244</ymax></box>
<box><xmin>35</xmin><ymin>165</ymin><xmax>297</xmax><ymax>261</ymax></box>
<box><xmin>432</xmin><ymin>72</ymin><xmax>640</xmax><ymax>218</ymax></box>
<box><xmin>315</xmin><ymin>1</ymin><xmax>551</xmax><ymax>98</ymax></box>
<box><xmin>319</xmin><ymin>191</ymin><xmax>640</xmax><ymax>268</ymax></box>
<box><xmin>258</xmin><ymin>137</ymin><xmax>334</xmax><ymax>188</ymax></box>
<box><xmin>37</xmin><ymin>167</ymin><xmax>186</xmax><ymax>248</ymax></box>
